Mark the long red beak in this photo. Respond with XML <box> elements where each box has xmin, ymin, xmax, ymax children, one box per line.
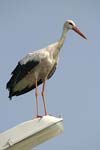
<box><xmin>73</xmin><ymin>26</ymin><xmax>87</xmax><ymax>40</ymax></box>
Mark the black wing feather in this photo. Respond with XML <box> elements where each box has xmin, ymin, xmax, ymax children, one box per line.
<box><xmin>10</xmin><ymin>79</ymin><xmax>43</xmax><ymax>97</ymax></box>
<box><xmin>6</xmin><ymin>60</ymin><xmax>40</xmax><ymax>99</ymax></box>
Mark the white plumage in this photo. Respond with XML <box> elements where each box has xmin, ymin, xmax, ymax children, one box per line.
<box><xmin>7</xmin><ymin>20</ymin><xmax>87</xmax><ymax>117</ymax></box>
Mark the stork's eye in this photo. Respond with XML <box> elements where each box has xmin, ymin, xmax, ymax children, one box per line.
<box><xmin>69</xmin><ymin>22</ymin><xmax>73</xmax><ymax>26</ymax></box>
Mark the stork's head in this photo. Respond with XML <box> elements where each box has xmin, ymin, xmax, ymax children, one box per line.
<box><xmin>64</xmin><ymin>20</ymin><xmax>87</xmax><ymax>39</ymax></box>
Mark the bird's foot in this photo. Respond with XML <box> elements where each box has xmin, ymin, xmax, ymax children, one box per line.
<box><xmin>33</xmin><ymin>115</ymin><xmax>43</xmax><ymax>119</ymax></box>
<box><xmin>36</xmin><ymin>115</ymin><xmax>43</xmax><ymax>118</ymax></box>
<box><xmin>33</xmin><ymin>113</ymin><xmax>51</xmax><ymax>119</ymax></box>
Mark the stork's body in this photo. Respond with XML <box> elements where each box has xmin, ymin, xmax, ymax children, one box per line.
<box><xmin>7</xmin><ymin>20</ymin><xmax>87</xmax><ymax>117</ymax></box>
<box><xmin>8</xmin><ymin>42</ymin><xmax>59</xmax><ymax>96</ymax></box>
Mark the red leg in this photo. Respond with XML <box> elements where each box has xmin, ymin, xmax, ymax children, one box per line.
<box><xmin>42</xmin><ymin>80</ymin><xmax>48</xmax><ymax>115</ymax></box>
<box><xmin>35</xmin><ymin>79</ymin><xmax>40</xmax><ymax>117</ymax></box>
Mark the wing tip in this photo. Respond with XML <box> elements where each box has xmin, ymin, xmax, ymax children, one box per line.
<box><xmin>6</xmin><ymin>82</ymin><xmax>13</xmax><ymax>100</ymax></box>
<box><xmin>9</xmin><ymin>95</ymin><xmax>12</xmax><ymax>100</ymax></box>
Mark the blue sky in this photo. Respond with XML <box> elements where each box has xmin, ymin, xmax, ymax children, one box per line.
<box><xmin>0</xmin><ymin>0</ymin><xmax>100</xmax><ymax>150</ymax></box>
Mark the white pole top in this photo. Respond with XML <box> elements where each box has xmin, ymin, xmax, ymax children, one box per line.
<box><xmin>0</xmin><ymin>115</ymin><xmax>63</xmax><ymax>150</ymax></box>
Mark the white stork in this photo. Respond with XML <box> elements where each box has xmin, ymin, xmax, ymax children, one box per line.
<box><xmin>6</xmin><ymin>20</ymin><xmax>87</xmax><ymax>117</ymax></box>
